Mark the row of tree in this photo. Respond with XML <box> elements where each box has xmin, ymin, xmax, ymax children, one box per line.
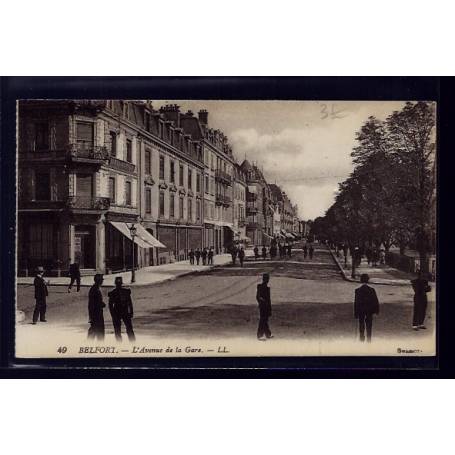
<box><xmin>311</xmin><ymin>101</ymin><xmax>436</xmax><ymax>272</ymax></box>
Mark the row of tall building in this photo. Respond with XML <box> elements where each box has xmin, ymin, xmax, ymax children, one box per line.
<box><xmin>17</xmin><ymin>100</ymin><xmax>302</xmax><ymax>276</ymax></box>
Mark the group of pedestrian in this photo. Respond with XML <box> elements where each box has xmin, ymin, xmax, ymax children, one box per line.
<box><xmin>31</xmin><ymin>252</ymin><xmax>433</xmax><ymax>344</ymax></box>
<box><xmin>188</xmin><ymin>247</ymin><xmax>214</xmax><ymax>266</ymax></box>
<box><xmin>302</xmin><ymin>243</ymin><xmax>314</xmax><ymax>260</ymax></box>
<box><xmin>253</xmin><ymin>243</ymin><xmax>294</xmax><ymax>261</ymax></box>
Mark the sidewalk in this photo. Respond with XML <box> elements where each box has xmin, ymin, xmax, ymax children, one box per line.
<box><xmin>17</xmin><ymin>253</ymin><xmax>233</xmax><ymax>288</ymax></box>
<box><xmin>329</xmin><ymin>248</ymin><xmax>413</xmax><ymax>286</ymax></box>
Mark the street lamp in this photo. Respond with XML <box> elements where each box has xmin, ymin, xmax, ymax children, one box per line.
<box><xmin>128</xmin><ymin>223</ymin><xmax>137</xmax><ymax>283</ymax></box>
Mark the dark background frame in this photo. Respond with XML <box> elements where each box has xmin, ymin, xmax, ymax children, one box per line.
<box><xmin>1</xmin><ymin>76</ymin><xmax>451</xmax><ymax>378</ymax></box>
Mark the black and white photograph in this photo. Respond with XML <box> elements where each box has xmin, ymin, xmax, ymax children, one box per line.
<box><xmin>14</xmin><ymin>98</ymin><xmax>437</xmax><ymax>358</ymax></box>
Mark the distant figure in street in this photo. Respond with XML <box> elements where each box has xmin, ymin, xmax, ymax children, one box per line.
<box><xmin>371</xmin><ymin>248</ymin><xmax>379</xmax><ymax>267</ymax></box>
<box><xmin>365</xmin><ymin>246</ymin><xmax>372</xmax><ymax>265</ymax></box>
<box><xmin>308</xmin><ymin>244</ymin><xmax>314</xmax><ymax>260</ymax></box>
<box><xmin>231</xmin><ymin>246</ymin><xmax>238</xmax><ymax>265</ymax></box>
<box><xmin>287</xmin><ymin>244</ymin><xmax>292</xmax><ymax>258</ymax></box>
<box><xmin>88</xmin><ymin>274</ymin><xmax>105</xmax><ymax>340</ymax></box>
<box><xmin>342</xmin><ymin>244</ymin><xmax>348</xmax><ymax>262</ymax></box>
<box><xmin>411</xmin><ymin>271</ymin><xmax>432</xmax><ymax>330</ymax></box>
<box><xmin>379</xmin><ymin>248</ymin><xmax>386</xmax><ymax>265</ymax></box>
<box><xmin>270</xmin><ymin>245</ymin><xmax>277</xmax><ymax>260</ymax></box>
<box><xmin>108</xmin><ymin>277</ymin><xmax>135</xmax><ymax>342</ymax></box>
<box><xmin>188</xmin><ymin>249</ymin><xmax>195</xmax><ymax>265</ymax></box>
<box><xmin>253</xmin><ymin>246</ymin><xmax>259</xmax><ymax>260</ymax></box>
<box><xmin>32</xmin><ymin>266</ymin><xmax>48</xmax><ymax>324</ymax></box>
<box><xmin>68</xmin><ymin>262</ymin><xmax>81</xmax><ymax>293</ymax></box>
<box><xmin>238</xmin><ymin>247</ymin><xmax>245</xmax><ymax>267</ymax></box>
<box><xmin>208</xmin><ymin>247</ymin><xmax>214</xmax><ymax>265</ymax></box>
<box><xmin>303</xmin><ymin>244</ymin><xmax>308</xmax><ymax>259</ymax></box>
<box><xmin>195</xmin><ymin>248</ymin><xmax>201</xmax><ymax>265</ymax></box>
<box><xmin>354</xmin><ymin>274</ymin><xmax>380</xmax><ymax>342</ymax></box>
<box><xmin>201</xmin><ymin>248</ymin><xmax>208</xmax><ymax>265</ymax></box>
<box><xmin>261</xmin><ymin>246</ymin><xmax>267</xmax><ymax>260</ymax></box>
<box><xmin>256</xmin><ymin>273</ymin><xmax>273</xmax><ymax>340</ymax></box>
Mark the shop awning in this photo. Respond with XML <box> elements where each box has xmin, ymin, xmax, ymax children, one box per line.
<box><xmin>109</xmin><ymin>222</ymin><xmax>165</xmax><ymax>248</ymax></box>
<box><xmin>285</xmin><ymin>233</ymin><xmax>294</xmax><ymax>239</ymax></box>
<box><xmin>263</xmin><ymin>232</ymin><xmax>274</xmax><ymax>239</ymax></box>
<box><xmin>240</xmin><ymin>235</ymin><xmax>250</xmax><ymax>242</ymax></box>
<box><xmin>281</xmin><ymin>229</ymin><xmax>287</xmax><ymax>235</ymax></box>
<box><xmin>135</xmin><ymin>224</ymin><xmax>166</xmax><ymax>248</ymax></box>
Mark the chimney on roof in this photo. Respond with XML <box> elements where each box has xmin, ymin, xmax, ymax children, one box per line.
<box><xmin>186</xmin><ymin>110</ymin><xmax>194</xmax><ymax>117</ymax></box>
<box><xmin>198</xmin><ymin>109</ymin><xmax>208</xmax><ymax>125</ymax></box>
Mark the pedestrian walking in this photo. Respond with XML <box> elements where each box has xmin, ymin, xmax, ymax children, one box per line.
<box><xmin>68</xmin><ymin>261</ymin><xmax>81</xmax><ymax>293</ymax></box>
<box><xmin>270</xmin><ymin>245</ymin><xmax>277</xmax><ymax>260</ymax></box>
<box><xmin>371</xmin><ymin>248</ymin><xmax>379</xmax><ymax>267</ymax></box>
<box><xmin>195</xmin><ymin>248</ymin><xmax>201</xmax><ymax>265</ymax></box>
<box><xmin>365</xmin><ymin>246</ymin><xmax>372</xmax><ymax>265</ymax></box>
<box><xmin>411</xmin><ymin>271</ymin><xmax>432</xmax><ymax>330</ymax></box>
<box><xmin>379</xmin><ymin>248</ymin><xmax>386</xmax><ymax>265</ymax></box>
<box><xmin>201</xmin><ymin>248</ymin><xmax>208</xmax><ymax>265</ymax></box>
<box><xmin>261</xmin><ymin>246</ymin><xmax>267</xmax><ymax>260</ymax></box>
<box><xmin>303</xmin><ymin>244</ymin><xmax>308</xmax><ymax>259</ymax></box>
<box><xmin>88</xmin><ymin>274</ymin><xmax>105</xmax><ymax>340</ymax></box>
<box><xmin>208</xmin><ymin>247</ymin><xmax>214</xmax><ymax>265</ymax></box>
<box><xmin>287</xmin><ymin>244</ymin><xmax>292</xmax><ymax>258</ymax></box>
<box><xmin>32</xmin><ymin>266</ymin><xmax>48</xmax><ymax>324</ymax></box>
<box><xmin>253</xmin><ymin>246</ymin><xmax>259</xmax><ymax>260</ymax></box>
<box><xmin>238</xmin><ymin>247</ymin><xmax>245</xmax><ymax>267</ymax></box>
<box><xmin>256</xmin><ymin>273</ymin><xmax>273</xmax><ymax>340</ymax></box>
<box><xmin>188</xmin><ymin>249</ymin><xmax>195</xmax><ymax>265</ymax></box>
<box><xmin>231</xmin><ymin>245</ymin><xmax>238</xmax><ymax>265</ymax></box>
<box><xmin>308</xmin><ymin>244</ymin><xmax>314</xmax><ymax>260</ymax></box>
<box><xmin>354</xmin><ymin>274</ymin><xmax>380</xmax><ymax>342</ymax></box>
<box><xmin>108</xmin><ymin>277</ymin><xmax>135</xmax><ymax>342</ymax></box>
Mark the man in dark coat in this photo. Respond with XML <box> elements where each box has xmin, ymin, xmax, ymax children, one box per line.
<box><xmin>261</xmin><ymin>246</ymin><xmax>267</xmax><ymax>260</ymax></box>
<box><xmin>88</xmin><ymin>274</ymin><xmax>105</xmax><ymax>340</ymax></box>
<box><xmin>303</xmin><ymin>244</ymin><xmax>308</xmax><ymax>259</ymax></box>
<box><xmin>188</xmin><ymin>249</ymin><xmax>195</xmax><ymax>265</ymax></box>
<box><xmin>238</xmin><ymin>247</ymin><xmax>245</xmax><ymax>267</ymax></box>
<box><xmin>287</xmin><ymin>244</ymin><xmax>292</xmax><ymax>258</ymax></box>
<box><xmin>253</xmin><ymin>246</ymin><xmax>259</xmax><ymax>260</ymax></box>
<box><xmin>354</xmin><ymin>274</ymin><xmax>380</xmax><ymax>342</ymax></box>
<box><xmin>256</xmin><ymin>273</ymin><xmax>273</xmax><ymax>340</ymax></box>
<box><xmin>411</xmin><ymin>271</ymin><xmax>432</xmax><ymax>330</ymax></box>
<box><xmin>68</xmin><ymin>262</ymin><xmax>81</xmax><ymax>293</ymax></box>
<box><xmin>108</xmin><ymin>276</ymin><xmax>135</xmax><ymax>342</ymax></box>
<box><xmin>231</xmin><ymin>245</ymin><xmax>238</xmax><ymax>265</ymax></box>
<box><xmin>201</xmin><ymin>248</ymin><xmax>208</xmax><ymax>265</ymax></box>
<box><xmin>309</xmin><ymin>244</ymin><xmax>314</xmax><ymax>260</ymax></box>
<box><xmin>207</xmin><ymin>247</ymin><xmax>214</xmax><ymax>265</ymax></box>
<box><xmin>32</xmin><ymin>266</ymin><xmax>48</xmax><ymax>324</ymax></box>
<box><xmin>195</xmin><ymin>248</ymin><xmax>201</xmax><ymax>265</ymax></box>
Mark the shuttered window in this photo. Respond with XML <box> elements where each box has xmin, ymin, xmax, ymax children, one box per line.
<box><xmin>29</xmin><ymin>224</ymin><xmax>54</xmax><ymax>260</ymax></box>
<box><xmin>188</xmin><ymin>199</ymin><xmax>193</xmax><ymax>221</ymax></box>
<box><xmin>170</xmin><ymin>194</ymin><xmax>175</xmax><ymax>218</ymax></box>
<box><xmin>76</xmin><ymin>122</ymin><xmax>94</xmax><ymax>150</ymax></box>
<box><xmin>196</xmin><ymin>200</ymin><xmax>201</xmax><ymax>220</ymax></box>
<box><xmin>145</xmin><ymin>188</ymin><xmax>152</xmax><ymax>214</ymax></box>
<box><xmin>170</xmin><ymin>161</ymin><xmax>175</xmax><ymax>183</ymax></box>
<box><xmin>110</xmin><ymin>132</ymin><xmax>116</xmax><ymax>155</ymax></box>
<box><xmin>76</xmin><ymin>174</ymin><xmax>93</xmax><ymax>197</ymax></box>
<box><xmin>35</xmin><ymin>173</ymin><xmax>51</xmax><ymax>200</ymax></box>
<box><xmin>145</xmin><ymin>149</ymin><xmax>151</xmax><ymax>175</ymax></box>
<box><xmin>179</xmin><ymin>164</ymin><xmax>184</xmax><ymax>186</ymax></box>
<box><xmin>188</xmin><ymin>169</ymin><xmax>192</xmax><ymax>190</ymax></box>
<box><xmin>126</xmin><ymin>139</ymin><xmax>132</xmax><ymax>163</ymax></box>
<box><xmin>125</xmin><ymin>181</ymin><xmax>132</xmax><ymax>205</ymax></box>
<box><xmin>108</xmin><ymin>177</ymin><xmax>116</xmax><ymax>203</ymax></box>
<box><xmin>179</xmin><ymin>196</ymin><xmax>184</xmax><ymax>219</ymax></box>
<box><xmin>35</xmin><ymin>123</ymin><xmax>49</xmax><ymax>150</ymax></box>
<box><xmin>159</xmin><ymin>192</ymin><xmax>165</xmax><ymax>216</ymax></box>
<box><xmin>159</xmin><ymin>156</ymin><xmax>165</xmax><ymax>180</ymax></box>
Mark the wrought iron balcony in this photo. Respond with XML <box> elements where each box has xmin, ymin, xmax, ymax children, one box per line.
<box><xmin>215</xmin><ymin>169</ymin><xmax>232</xmax><ymax>185</ymax></box>
<box><xmin>108</xmin><ymin>156</ymin><xmax>136</xmax><ymax>174</ymax></box>
<box><xmin>69</xmin><ymin>144</ymin><xmax>109</xmax><ymax>163</ymax></box>
<box><xmin>246</xmin><ymin>203</ymin><xmax>259</xmax><ymax>214</ymax></box>
<box><xmin>216</xmin><ymin>194</ymin><xmax>232</xmax><ymax>207</ymax></box>
<box><xmin>66</xmin><ymin>196</ymin><xmax>110</xmax><ymax>211</ymax></box>
<box><xmin>246</xmin><ymin>221</ymin><xmax>260</xmax><ymax>229</ymax></box>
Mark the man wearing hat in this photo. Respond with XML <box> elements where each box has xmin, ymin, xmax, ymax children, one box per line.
<box><xmin>108</xmin><ymin>276</ymin><xmax>136</xmax><ymax>342</ymax></box>
<box><xmin>32</xmin><ymin>266</ymin><xmax>48</xmax><ymax>324</ymax></box>
<box><xmin>88</xmin><ymin>274</ymin><xmax>106</xmax><ymax>340</ymax></box>
<box><xmin>256</xmin><ymin>273</ymin><xmax>273</xmax><ymax>340</ymax></box>
<box><xmin>354</xmin><ymin>273</ymin><xmax>380</xmax><ymax>342</ymax></box>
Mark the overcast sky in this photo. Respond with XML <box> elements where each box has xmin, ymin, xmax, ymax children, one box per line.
<box><xmin>155</xmin><ymin>100</ymin><xmax>405</xmax><ymax>220</ymax></box>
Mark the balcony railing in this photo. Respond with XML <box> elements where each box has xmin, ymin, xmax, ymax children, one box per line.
<box><xmin>69</xmin><ymin>145</ymin><xmax>109</xmax><ymax>163</ymax></box>
<box><xmin>66</xmin><ymin>196</ymin><xmax>110</xmax><ymax>211</ymax></box>
<box><xmin>246</xmin><ymin>222</ymin><xmax>260</xmax><ymax>229</ymax></box>
<box><xmin>215</xmin><ymin>169</ymin><xmax>232</xmax><ymax>185</ymax></box>
<box><xmin>246</xmin><ymin>203</ymin><xmax>259</xmax><ymax>214</ymax></box>
<box><xmin>216</xmin><ymin>194</ymin><xmax>232</xmax><ymax>207</ymax></box>
<box><xmin>108</xmin><ymin>156</ymin><xmax>136</xmax><ymax>174</ymax></box>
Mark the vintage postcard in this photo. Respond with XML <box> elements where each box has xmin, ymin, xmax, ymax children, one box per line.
<box><xmin>15</xmin><ymin>99</ymin><xmax>436</xmax><ymax>359</ymax></box>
